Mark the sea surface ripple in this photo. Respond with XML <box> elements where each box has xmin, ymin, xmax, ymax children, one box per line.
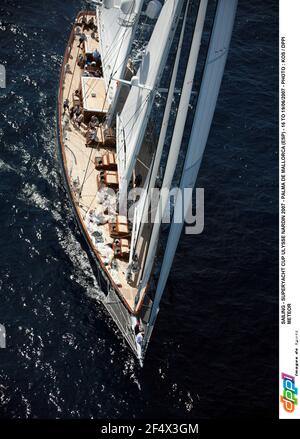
<box><xmin>0</xmin><ymin>0</ymin><xmax>278</xmax><ymax>419</ymax></box>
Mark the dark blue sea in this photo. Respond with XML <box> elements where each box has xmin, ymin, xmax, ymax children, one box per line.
<box><xmin>0</xmin><ymin>0</ymin><xmax>278</xmax><ymax>419</ymax></box>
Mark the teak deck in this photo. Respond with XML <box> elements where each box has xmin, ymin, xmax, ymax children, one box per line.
<box><xmin>58</xmin><ymin>12</ymin><xmax>155</xmax><ymax>314</ymax></box>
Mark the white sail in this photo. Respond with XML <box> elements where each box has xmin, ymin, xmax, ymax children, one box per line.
<box><xmin>96</xmin><ymin>0</ymin><xmax>143</xmax><ymax>109</ymax></box>
<box><xmin>146</xmin><ymin>0</ymin><xmax>239</xmax><ymax>332</ymax></box>
<box><xmin>136</xmin><ymin>0</ymin><xmax>189</xmax><ymax>244</ymax></box>
<box><xmin>129</xmin><ymin>206</ymin><xmax>138</xmax><ymax>264</ymax></box>
<box><xmin>138</xmin><ymin>0</ymin><xmax>208</xmax><ymax>297</ymax></box>
<box><xmin>117</xmin><ymin>0</ymin><xmax>184</xmax><ymax>199</ymax></box>
<box><xmin>116</xmin><ymin>113</ymin><xmax>126</xmax><ymax>187</ymax></box>
<box><xmin>129</xmin><ymin>157</ymin><xmax>153</xmax><ymax>260</ymax></box>
<box><xmin>134</xmin><ymin>174</ymin><xmax>149</xmax><ymax>246</ymax></box>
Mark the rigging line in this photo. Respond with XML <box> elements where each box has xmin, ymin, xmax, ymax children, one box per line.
<box><xmin>80</xmin><ymin>193</ymin><xmax>99</xmax><ymax>198</ymax></box>
<box><xmin>116</xmin><ymin>86</ymin><xmax>151</xmax><ymax>116</ymax></box>
<box><xmin>138</xmin><ymin>0</ymin><xmax>208</xmax><ymax>296</ymax></box>
<box><xmin>131</xmin><ymin>157</ymin><xmax>155</xmax><ymax>255</ymax></box>
<box><xmin>81</xmin><ymin>75</ymin><xmax>102</xmax><ymax>105</ymax></box>
<box><xmin>125</xmin><ymin>93</ymin><xmax>150</xmax><ymax>140</ymax></box>
<box><xmin>103</xmin><ymin>3</ymin><xmax>144</xmax><ymax>113</ymax></box>
<box><xmin>100</xmin><ymin>0</ymin><xmax>146</xmax><ymax>66</ymax></box>
<box><xmin>135</xmin><ymin>13</ymin><xmax>149</xmax><ymax>43</ymax></box>
<box><xmin>122</xmin><ymin>91</ymin><xmax>152</xmax><ymax>141</ymax></box>
<box><xmin>67</xmin><ymin>38</ymin><xmax>80</xmax><ymax>101</ymax></box>
<box><xmin>130</xmin><ymin>10</ymin><xmax>151</xmax><ymax>58</ymax></box>
<box><xmin>100</xmin><ymin>17</ymin><xmax>132</xmax><ymax>66</ymax></box>
<box><xmin>100</xmin><ymin>24</ymin><xmax>124</xmax><ymax>65</ymax></box>
<box><xmin>96</xmin><ymin>2</ymin><xmax>125</xmax><ymax>63</ymax></box>
<box><xmin>114</xmin><ymin>21</ymin><xmax>171</xmax><ymax>122</ymax></box>
<box><xmin>77</xmin><ymin>200</ymin><xmax>92</xmax><ymax>211</ymax></box>
<box><xmin>67</xmin><ymin>46</ymin><xmax>99</xmax><ymax>106</ymax></box>
<box><xmin>99</xmin><ymin>5</ymin><xmax>135</xmax><ymax>65</ymax></box>
<box><xmin>122</xmin><ymin>98</ymin><xmax>152</xmax><ymax>163</ymax></box>
<box><xmin>78</xmin><ymin>158</ymin><xmax>98</xmax><ymax>189</ymax></box>
<box><xmin>68</xmin><ymin>17</ymin><xmax>102</xmax><ymax>101</ymax></box>
<box><xmin>100</xmin><ymin>4</ymin><xmax>137</xmax><ymax>112</ymax></box>
<box><xmin>78</xmin><ymin>26</ymin><xmax>123</xmax><ymax>104</ymax></box>
<box><xmin>78</xmin><ymin>146</ymin><xmax>94</xmax><ymax>199</ymax></box>
<box><xmin>70</xmin><ymin>131</ymin><xmax>95</xmax><ymax>159</ymax></box>
<box><xmin>109</xmin><ymin>13</ymin><xmax>151</xmax><ymax>82</ymax></box>
<box><xmin>83</xmin><ymin>191</ymin><xmax>98</xmax><ymax>219</ymax></box>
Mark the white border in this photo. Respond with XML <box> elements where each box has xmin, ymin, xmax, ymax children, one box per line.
<box><xmin>279</xmin><ymin>0</ymin><xmax>300</xmax><ymax>419</ymax></box>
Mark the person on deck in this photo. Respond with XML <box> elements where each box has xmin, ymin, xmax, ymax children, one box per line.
<box><xmin>72</xmin><ymin>106</ymin><xmax>81</xmax><ymax>125</ymax></box>
<box><xmin>126</xmin><ymin>262</ymin><xmax>133</xmax><ymax>284</ymax></box>
<box><xmin>92</xmin><ymin>48</ymin><xmax>101</xmax><ymax>64</ymax></box>
<box><xmin>134</xmin><ymin>174</ymin><xmax>142</xmax><ymax>188</ymax></box>
<box><xmin>131</xmin><ymin>254</ymin><xmax>140</xmax><ymax>273</ymax></box>
<box><xmin>75</xmin><ymin>105</ymin><xmax>81</xmax><ymax>117</ymax></box>
<box><xmin>86</xmin><ymin>129</ymin><xmax>97</xmax><ymax>146</ymax></box>
<box><xmin>63</xmin><ymin>98</ymin><xmax>69</xmax><ymax>114</ymax></box>
<box><xmin>69</xmin><ymin>106</ymin><xmax>75</xmax><ymax>120</ymax></box>
<box><xmin>77</xmin><ymin>33</ymin><xmax>87</xmax><ymax>49</ymax></box>
<box><xmin>90</xmin><ymin>115</ymin><xmax>99</xmax><ymax>127</ymax></box>
<box><xmin>82</xmin><ymin>15</ymin><xmax>88</xmax><ymax>31</ymax></box>
<box><xmin>77</xmin><ymin>54</ymin><xmax>85</xmax><ymax>69</ymax></box>
<box><xmin>87</xmin><ymin>17</ymin><xmax>96</xmax><ymax>31</ymax></box>
<box><xmin>81</xmin><ymin>15</ymin><xmax>87</xmax><ymax>27</ymax></box>
<box><xmin>136</xmin><ymin>331</ymin><xmax>144</xmax><ymax>347</ymax></box>
<box><xmin>134</xmin><ymin>322</ymin><xmax>141</xmax><ymax>336</ymax></box>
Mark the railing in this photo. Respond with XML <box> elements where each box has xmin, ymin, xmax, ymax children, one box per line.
<box><xmin>58</xmin><ymin>10</ymin><xmax>151</xmax><ymax>317</ymax></box>
<box><xmin>58</xmin><ymin>11</ymin><xmax>96</xmax><ymax>109</ymax></box>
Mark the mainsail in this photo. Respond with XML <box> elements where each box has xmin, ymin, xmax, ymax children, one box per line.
<box><xmin>138</xmin><ymin>0</ymin><xmax>209</xmax><ymax>297</ymax></box>
<box><xmin>116</xmin><ymin>0</ymin><xmax>184</xmax><ymax>201</ymax></box>
<box><xmin>132</xmin><ymin>0</ymin><xmax>189</xmax><ymax>257</ymax></box>
<box><xmin>144</xmin><ymin>0</ymin><xmax>239</xmax><ymax>342</ymax></box>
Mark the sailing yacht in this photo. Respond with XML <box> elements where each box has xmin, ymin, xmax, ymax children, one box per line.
<box><xmin>57</xmin><ymin>0</ymin><xmax>237</xmax><ymax>363</ymax></box>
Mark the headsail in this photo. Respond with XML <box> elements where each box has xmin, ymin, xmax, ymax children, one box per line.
<box><xmin>96</xmin><ymin>0</ymin><xmax>143</xmax><ymax>112</ymax></box>
<box><xmin>117</xmin><ymin>0</ymin><xmax>184</xmax><ymax>202</ymax></box>
<box><xmin>135</xmin><ymin>0</ymin><xmax>190</xmax><ymax>248</ymax></box>
<box><xmin>129</xmin><ymin>156</ymin><xmax>154</xmax><ymax>262</ymax></box>
<box><xmin>138</xmin><ymin>0</ymin><xmax>209</xmax><ymax>297</ymax></box>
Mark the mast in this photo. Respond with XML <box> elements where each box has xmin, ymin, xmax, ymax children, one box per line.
<box><xmin>137</xmin><ymin>0</ymin><xmax>209</xmax><ymax>298</ymax></box>
<box><xmin>144</xmin><ymin>0</ymin><xmax>238</xmax><ymax>345</ymax></box>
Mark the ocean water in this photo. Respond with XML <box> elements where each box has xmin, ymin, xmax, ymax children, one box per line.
<box><xmin>0</xmin><ymin>0</ymin><xmax>278</xmax><ymax>419</ymax></box>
